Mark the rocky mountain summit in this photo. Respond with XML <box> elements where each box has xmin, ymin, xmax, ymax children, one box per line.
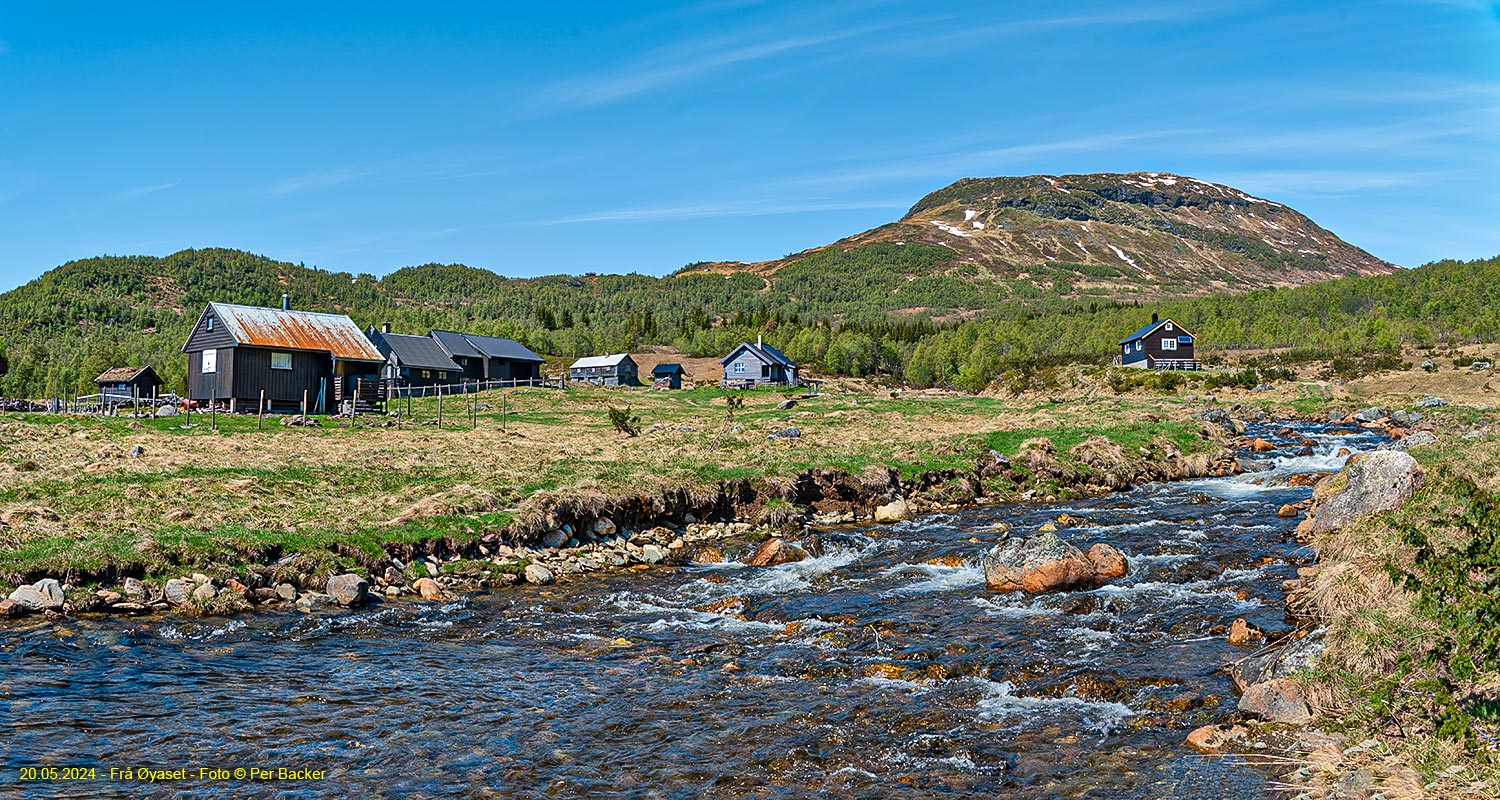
<box><xmin>694</xmin><ymin>171</ymin><xmax>1395</xmax><ymax>300</ymax></box>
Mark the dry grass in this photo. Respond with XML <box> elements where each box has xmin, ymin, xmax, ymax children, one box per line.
<box><xmin>0</xmin><ymin>382</ymin><xmax>1217</xmax><ymax>579</ymax></box>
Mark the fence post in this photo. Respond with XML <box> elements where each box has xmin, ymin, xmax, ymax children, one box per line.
<box><xmin>437</xmin><ymin>385</ymin><xmax>443</xmax><ymax>427</ymax></box>
<box><xmin>258</xmin><ymin>389</ymin><xmax>265</xmax><ymax>430</ymax></box>
<box><xmin>210</xmin><ymin>387</ymin><xmax>217</xmax><ymax>431</ymax></box>
<box><xmin>302</xmin><ymin>389</ymin><xmax>308</xmax><ymax>417</ymax></box>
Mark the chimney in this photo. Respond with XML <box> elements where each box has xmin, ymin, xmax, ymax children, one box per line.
<box><xmin>381</xmin><ymin>322</ymin><xmax>391</xmax><ymax>334</ymax></box>
<box><xmin>281</xmin><ymin>294</ymin><xmax>291</xmax><ymax>311</ymax></box>
<box><xmin>1152</xmin><ymin>312</ymin><xmax>1159</xmax><ymax>324</ymax></box>
<box><xmin>757</xmin><ymin>333</ymin><xmax>763</xmax><ymax>348</ymax></box>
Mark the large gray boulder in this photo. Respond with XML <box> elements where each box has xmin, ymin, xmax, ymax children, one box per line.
<box><xmin>1195</xmin><ymin>409</ymin><xmax>1243</xmax><ymax>436</ymax></box>
<box><xmin>1299</xmin><ymin>451</ymin><xmax>1424</xmax><ymax>536</ymax></box>
<box><xmin>982</xmin><ymin>532</ymin><xmax>1099</xmax><ymax>594</ymax></box>
<box><xmin>324</xmin><ymin>574</ymin><xmax>369</xmax><ymax>607</ymax></box>
<box><xmin>1229</xmin><ymin>628</ymin><xmax>1326</xmax><ymax>691</ymax></box>
<box><xmin>1393</xmin><ymin>431</ymin><xmax>1438</xmax><ymax>451</ymax></box>
<box><xmin>8</xmin><ymin>578</ymin><xmax>65</xmax><ymax>611</ymax></box>
<box><xmin>1238</xmin><ymin>678</ymin><xmax>1313</xmax><ymax>724</ymax></box>
<box><xmin>1352</xmin><ymin>407</ymin><xmax>1389</xmax><ymax>423</ymax></box>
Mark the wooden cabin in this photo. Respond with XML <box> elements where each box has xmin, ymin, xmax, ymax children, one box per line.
<box><xmin>181</xmin><ymin>297</ymin><xmax>385</xmax><ymax>412</ymax></box>
<box><xmin>95</xmin><ymin>366</ymin><xmax>164</xmax><ymax>402</ymax></box>
<box><xmin>1118</xmin><ymin>314</ymin><xmax>1199</xmax><ymax>370</ymax></box>
<box><xmin>651</xmin><ymin>363</ymin><xmax>685</xmax><ymax>389</ymax></box>
<box><xmin>720</xmin><ymin>336</ymin><xmax>799</xmax><ymax>388</ymax></box>
<box><xmin>569</xmin><ymin>354</ymin><xmax>639</xmax><ymax>386</ymax></box>
<box><xmin>366</xmin><ymin>324</ymin><xmax>463</xmax><ymax>388</ymax></box>
<box><xmin>429</xmin><ymin>330</ymin><xmax>545</xmax><ymax>383</ymax></box>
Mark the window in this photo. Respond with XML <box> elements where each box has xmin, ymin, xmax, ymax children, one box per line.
<box><xmin>206</xmin><ymin>316</ymin><xmax>215</xmax><ymax>331</ymax></box>
<box><xmin>734</xmin><ymin>363</ymin><xmax>745</xmax><ymax>374</ymax></box>
<box><xmin>1162</xmin><ymin>338</ymin><xmax>1177</xmax><ymax>351</ymax></box>
<box><xmin>762</xmin><ymin>365</ymin><xmax>771</xmax><ymax>378</ymax></box>
<box><xmin>421</xmin><ymin>370</ymin><xmax>430</xmax><ymax>379</ymax></box>
<box><xmin>271</xmin><ymin>352</ymin><xmax>292</xmax><ymax>370</ymax></box>
<box><xmin>1136</xmin><ymin>342</ymin><xmax>1143</xmax><ymax>352</ymax></box>
<box><xmin>1164</xmin><ymin>322</ymin><xmax>1173</xmax><ymax>331</ymax></box>
<box><xmin>201</xmin><ymin>349</ymin><xmax>217</xmax><ymax>373</ymax></box>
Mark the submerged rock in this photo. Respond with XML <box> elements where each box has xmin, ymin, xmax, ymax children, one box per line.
<box><xmin>1185</xmin><ymin>723</ymin><xmax>1249</xmax><ymax>753</ymax></box>
<box><xmin>982</xmin><ymin>533</ymin><xmax>1099</xmax><ymax>594</ymax></box>
<box><xmin>1083</xmin><ymin>544</ymin><xmax>1128</xmax><ymax>579</ymax></box>
<box><xmin>744</xmin><ymin>537</ymin><xmax>806</xmax><ymax>567</ymax></box>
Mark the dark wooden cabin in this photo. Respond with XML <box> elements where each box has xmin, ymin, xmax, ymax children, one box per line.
<box><xmin>429</xmin><ymin>330</ymin><xmax>545</xmax><ymax>383</ymax></box>
<box><xmin>366</xmin><ymin>324</ymin><xmax>463</xmax><ymax>388</ymax></box>
<box><xmin>651</xmin><ymin>363</ymin><xmax>685</xmax><ymax>389</ymax></box>
<box><xmin>568</xmin><ymin>354</ymin><xmax>639</xmax><ymax>386</ymax></box>
<box><xmin>720</xmin><ymin>336</ymin><xmax>799</xmax><ymax>388</ymax></box>
<box><xmin>182</xmin><ymin>297</ymin><xmax>385</xmax><ymax>412</ymax></box>
<box><xmin>1118</xmin><ymin>314</ymin><xmax>1199</xmax><ymax>370</ymax></box>
<box><xmin>95</xmin><ymin>366</ymin><xmax>164</xmax><ymax>402</ymax></box>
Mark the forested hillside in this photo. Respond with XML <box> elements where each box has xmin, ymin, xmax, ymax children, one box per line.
<box><xmin>0</xmin><ymin>247</ymin><xmax>1494</xmax><ymax>398</ymax></box>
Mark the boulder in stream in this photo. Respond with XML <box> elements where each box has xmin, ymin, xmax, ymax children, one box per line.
<box><xmin>744</xmin><ymin>537</ymin><xmax>806</xmax><ymax>567</ymax></box>
<box><xmin>873</xmin><ymin>499</ymin><xmax>912</xmax><ymax>524</ymax></box>
<box><xmin>1083</xmin><ymin>544</ymin><xmax>1128</xmax><ymax>579</ymax></box>
<box><xmin>325</xmin><ymin>574</ymin><xmax>369</xmax><ymax>607</ymax></box>
<box><xmin>982</xmin><ymin>532</ymin><xmax>1100</xmax><ymax>594</ymax></box>
<box><xmin>1238</xmin><ymin>678</ymin><xmax>1312</xmax><ymax>724</ymax></box>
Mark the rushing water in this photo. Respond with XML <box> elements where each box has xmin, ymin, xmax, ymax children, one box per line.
<box><xmin>0</xmin><ymin>423</ymin><xmax>1384</xmax><ymax>799</ymax></box>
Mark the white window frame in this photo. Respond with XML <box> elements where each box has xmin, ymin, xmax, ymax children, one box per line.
<box><xmin>1164</xmin><ymin>322</ymin><xmax>1173</xmax><ymax>331</ymax></box>
<box><xmin>201</xmin><ymin>349</ymin><xmax>217</xmax><ymax>373</ymax></box>
<box><xmin>270</xmin><ymin>352</ymin><xmax>293</xmax><ymax>370</ymax></box>
<box><xmin>206</xmin><ymin>316</ymin><xmax>215</xmax><ymax>331</ymax></box>
<box><xmin>1162</xmin><ymin>338</ymin><xmax>1177</xmax><ymax>351</ymax></box>
<box><xmin>734</xmin><ymin>363</ymin><xmax>745</xmax><ymax>374</ymax></box>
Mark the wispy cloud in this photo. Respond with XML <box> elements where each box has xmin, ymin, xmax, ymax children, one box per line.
<box><xmin>264</xmin><ymin>164</ymin><xmax>381</xmax><ymax>196</ymax></box>
<box><xmin>119</xmin><ymin>179</ymin><xmax>181</xmax><ymax>199</ymax></box>
<box><xmin>526</xmin><ymin>198</ymin><xmax>905</xmax><ymax>225</ymax></box>
<box><xmin>536</xmin><ymin>26</ymin><xmax>887</xmax><ymax>112</ymax></box>
<box><xmin>533</xmin><ymin>3</ymin><xmax>1223</xmax><ymax>114</ymax></box>
<box><xmin>1207</xmin><ymin>168</ymin><xmax>1448</xmax><ymax>195</ymax></box>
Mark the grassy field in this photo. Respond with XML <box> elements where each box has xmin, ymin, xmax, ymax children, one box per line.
<box><xmin>0</xmin><ymin>378</ymin><xmax>1221</xmax><ymax>582</ymax></box>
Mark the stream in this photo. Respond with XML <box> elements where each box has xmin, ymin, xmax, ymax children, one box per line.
<box><xmin>0</xmin><ymin>422</ymin><xmax>1385</xmax><ymax>799</ymax></box>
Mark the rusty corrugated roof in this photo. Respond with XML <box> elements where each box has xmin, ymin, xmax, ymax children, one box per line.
<box><xmin>209</xmin><ymin>303</ymin><xmax>385</xmax><ymax>361</ymax></box>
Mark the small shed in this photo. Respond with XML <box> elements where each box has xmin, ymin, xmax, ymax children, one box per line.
<box><xmin>366</xmin><ymin>324</ymin><xmax>463</xmax><ymax>388</ymax></box>
<box><xmin>651</xmin><ymin>363</ymin><xmax>685</xmax><ymax>389</ymax></box>
<box><xmin>95</xmin><ymin>366</ymin><xmax>164</xmax><ymax>402</ymax></box>
<box><xmin>1119</xmin><ymin>314</ymin><xmax>1199</xmax><ymax>370</ymax></box>
<box><xmin>720</xmin><ymin>336</ymin><xmax>799</xmax><ymax>388</ymax></box>
<box><xmin>569</xmin><ymin>354</ymin><xmax>639</xmax><ymax>386</ymax></box>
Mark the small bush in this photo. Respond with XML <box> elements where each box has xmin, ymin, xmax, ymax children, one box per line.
<box><xmin>607</xmin><ymin>406</ymin><xmax>641</xmax><ymax>437</ymax></box>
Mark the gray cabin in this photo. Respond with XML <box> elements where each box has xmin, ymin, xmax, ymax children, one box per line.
<box><xmin>569</xmin><ymin>354</ymin><xmax>639</xmax><ymax>386</ymax></box>
<box><xmin>720</xmin><ymin>336</ymin><xmax>798</xmax><ymax>388</ymax></box>
<box><xmin>366</xmin><ymin>324</ymin><xmax>463</xmax><ymax>388</ymax></box>
<box><xmin>181</xmin><ymin>297</ymin><xmax>385</xmax><ymax>412</ymax></box>
<box><xmin>429</xmin><ymin>330</ymin><xmax>545</xmax><ymax>383</ymax></box>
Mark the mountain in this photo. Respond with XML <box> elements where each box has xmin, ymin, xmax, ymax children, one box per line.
<box><xmin>684</xmin><ymin>172</ymin><xmax>1395</xmax><ymax>300</ymax></box>
<box><xmin>0</xmin><ymin>173</ymin><xmax>1448</xmax><ymax>398</ymax></box>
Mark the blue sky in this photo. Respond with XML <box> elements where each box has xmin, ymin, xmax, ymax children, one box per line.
<box><xmin>0</xmin><ymin>1</ymin><xmax>1497</xmax><ymax>290</ymax></box>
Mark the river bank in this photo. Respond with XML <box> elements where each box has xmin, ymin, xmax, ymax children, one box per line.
<box><xmin>1</xmin><ymin>381</ymin><xmax>1260</xmax><ymax>621</ymax></box>
<box><xmin>0</xmin><ymin>412</ymin><xmax>1369</xmax><ymax>798</ymax></box>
